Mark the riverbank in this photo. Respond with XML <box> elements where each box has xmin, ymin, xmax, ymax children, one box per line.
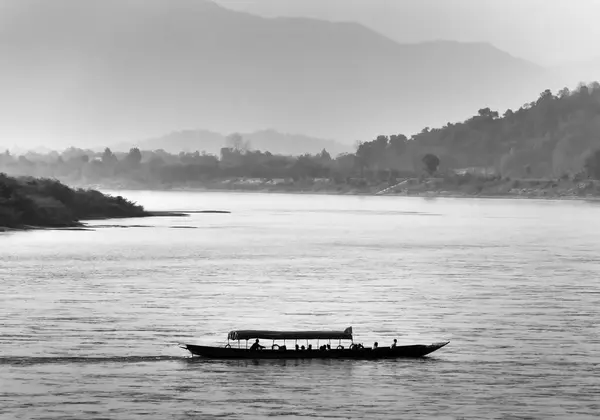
<box><xmin>0</xmin><ymin>174</ymin><xmax>188</xmax><ymax>230</ymax></box>
<box><xmin>71</xmin><ymin>175</ymin><xmax>600</xmax><ymax>201</ymax></box>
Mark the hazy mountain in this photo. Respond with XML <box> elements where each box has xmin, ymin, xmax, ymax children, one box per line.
<box><xmin>111</xmin><ymin>130</ymin><xmax>225</xmax><ymax>154</ymax></box>
<box><xmin>0</xmin><ymin>0</ymin><xmax>558</xmax><ymax>149</ymax></box>
<box><xmin>242</xmin><ymin>130</ymin><xmax>350</xmax><ymax>155</ymax></box>
<box><xmin>214</xmin><ymin>0</ymin><xmax>600</xmax><ymax>68</ymax></box>
<box><xmin>112</xmin><ymin>129</ymin><xmax>351</xmax><ymax>156</ymax></box>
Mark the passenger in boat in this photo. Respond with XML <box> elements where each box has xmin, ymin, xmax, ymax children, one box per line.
<box><xmin>295</xmin><ymin>344</ymin><xmax>300</xmax><ymax>351</ymax></box>
<box><xmin>249</xmin><ymin>339</ymin><xmax>264</xmax><ymax>351</ymax></box>
<box><xmin>326</xmin><ymin>344</ymin><xmax>331</xmax><ymax>350</ymax></box>
<box><xmin>391</xmin><ymin>339</ymin><xmax>397</xmax><ymax>348</ymax></box>
<box><xmin>308</xmin><ymin>344</ymin><xmax>312</xmax><ymax>350</ymax></box>
<box><xmin>373</xmin><ymin>342</ymin><xmax>379</xmax><ymax>349</ymax></box>
<box><xmin>301</xmin><ymin>345</ymin><xmax>305</xmax><ymax>351</ymax></box>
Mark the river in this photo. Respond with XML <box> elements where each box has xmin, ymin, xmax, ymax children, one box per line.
<box><xmin>1</xmin><ymin>191</ymin><xmax>599</xmax><ymax>419</ymax></box>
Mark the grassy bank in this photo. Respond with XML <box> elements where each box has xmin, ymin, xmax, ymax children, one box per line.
<box><xmin>0</xmin><ymin>173</ymin><xmax>149</xmax><ymax>229</ymax></box>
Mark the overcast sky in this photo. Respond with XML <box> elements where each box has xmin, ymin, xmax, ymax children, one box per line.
<box><xmin>215</xmin><ymin>0</ymin><xmax>600</xmax><ymax>66</ymax></box>
<box><xmin>2</xmin><ymin>0</ymin><xmax>599</xmax><ymax>150</ymax></box>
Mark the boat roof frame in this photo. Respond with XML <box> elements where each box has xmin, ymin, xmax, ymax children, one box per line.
<box><xmin>228</xmin><ymin>327</ymin><xmax>353</xmax><ymax>341</ymax></box>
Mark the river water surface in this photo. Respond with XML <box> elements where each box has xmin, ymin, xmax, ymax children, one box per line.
<box><xmin>1</xmin><ymin>192</ymin><xmax>599</xmax><ymax>419</ymax></box>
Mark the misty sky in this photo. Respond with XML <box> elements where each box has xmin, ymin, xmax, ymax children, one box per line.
<box><xmin>215</xmin><ymin>0</ymin><xmax>600</xmax><ymax>66</ymax></box>
<box><xmin>2</xmin><ymin>0</ymin><xmax>600</xmax><ymax>150</ymax></box>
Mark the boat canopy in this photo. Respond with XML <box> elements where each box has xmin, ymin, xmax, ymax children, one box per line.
<box><xmin>228</xmin><ymin>327</ymin><xmax>353</xmax><ymax>341</ymax></box>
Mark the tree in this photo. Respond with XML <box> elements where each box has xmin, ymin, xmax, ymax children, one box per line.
<box><xmin>578</xmin><ymin>83</ymin><xmax>589</xmax><ymax>96</ymax></box>
<box><xmin>102</xmin><ymin>148</ymin><xmax>117</xmax><ymax>164</ymax></box>
<box><xmin>125</xmin><ymin>147</ymin><xmax>142</xmax><ymax>166</ymax></box>
<box><xmin>537</xmin><ymin>89</ymin><xmax>553</xmax><ymax>103</ymax></box>
<box><xmin>389</xmin><ymin>134</ymin><xmax>407</xmax><ymax>155</ymax></box>
<box><xmin>478</xmin><ymin>108</ymin><xmax>499</xmax><ymax>118</ymax></box>
<box><xmin>225</xmin><ymin>133</ymin><xmax>244</xmax><ymax>151</ymax></box>
<box><xmin>318</xmin><ymin>148</ymin><xmax>332</xmax><ymax>162</ymax></box>
<box><xmin>422</xmin><ymin>154</ymin><xmax>440</xmax><ymax>176</ymax></box>
<box><xmin>355</xmin><ymin>141</ymin><xmax>376</xmax><ymax>176</ymax></box>
<box><xmin>0</xmin><ymin>149</ymin><xmax>12</xmax><ymax>165</ymax></box>
<box><xmin>558</xmin><ymin>87</ymin><xmax>570</xmax><ymax>98</ymax></box>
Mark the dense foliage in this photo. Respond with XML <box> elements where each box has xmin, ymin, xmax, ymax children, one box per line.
<box><xmin>0</xmin><ymin>174</ymin><xmax>146</xmax><ymax>228</ymax></box>
<box><xmin>3</xmin><ymin>82</ymin><xmax>600</xmax><ymax>188</ymax></box>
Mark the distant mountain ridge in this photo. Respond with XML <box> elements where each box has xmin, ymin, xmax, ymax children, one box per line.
<box><xmin>111</xmin><ymin>129</ymin><xmax>351</xmax><ymax>156</ymax></box>
<box><xmin>0</xmin><ymin>0</ymin><xmax>560</xmax><ymax>149</ymax></box>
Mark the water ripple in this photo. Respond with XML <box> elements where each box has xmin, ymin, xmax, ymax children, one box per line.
<box><xmin>1</xmin><ymin>192</ymin><xmax>599</xmax><ymax>419</ymax></box>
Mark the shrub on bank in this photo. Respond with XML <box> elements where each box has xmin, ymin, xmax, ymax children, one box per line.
<box><xmin>0</xmin><ymin>173</ymin><xmax>146</xmax><ymax>228</ymax></box>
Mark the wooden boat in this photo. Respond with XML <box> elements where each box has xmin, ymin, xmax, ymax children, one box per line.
<box><xmin>180</xmin><ymin>327</ymin><xmax>449</xmax><ymax>359</ymax></box>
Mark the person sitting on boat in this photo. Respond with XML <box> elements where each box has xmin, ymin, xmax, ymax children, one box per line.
<box><xmin>373</xmin><ymin>342</ymin><xmax>379</xmax><ymax>349</ymax></box>
<box><xmin>295</xmin><ymin>344</ymin><xmax>300</xmax><ymax>351</ymax></box>
<box><xmin>249</xmin><ymin>339</ymin><xmax>264</xmax><ymax>351</ymax></box>
<box><xmin>307</xmin><ymin>344</ymin><xmax>312</xmax><ymax>350</ymax></box>
<box><xmin>391</xmin><ymin>339</ymin><xmax>397</xmax><ymax>348</ymax></box>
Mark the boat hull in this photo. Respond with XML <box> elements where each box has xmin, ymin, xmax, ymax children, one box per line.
<box><xmin>181</xmin><ymin>342</ymin><xmax>449</xmax><ymax>359</ymax></box>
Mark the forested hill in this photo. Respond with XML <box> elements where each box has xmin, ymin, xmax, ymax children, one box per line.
<box><xmin>390</xmin><ymin>83</ymin><xmax>600</xmax><ymax>178</ymax></box>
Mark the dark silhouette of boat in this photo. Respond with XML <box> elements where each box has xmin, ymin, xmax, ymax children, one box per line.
<box><xmin>180</xmin><ymin>327</ymin><xmax>449</xmax><ymax>359</ymax></box>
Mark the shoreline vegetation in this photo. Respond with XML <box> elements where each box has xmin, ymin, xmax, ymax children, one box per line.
<box><xmin>74</xmin><ymin>175</ymin><xmax>600</xmax><ymax>201</ymax></box>
<box><xmin>0</xmin><ymin>173</ymin><xmax>186</xmax><ymax>231</ymax></box>
<box><xmin>4</xmin><ymin>83</ymin><xmax>600</xmax><ymax>205</ymax></box>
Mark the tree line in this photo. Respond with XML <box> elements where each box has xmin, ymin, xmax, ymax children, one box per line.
<box><xmin>3</xmin><ymin>81</ymin><xmax>600</xmax><ymax>187</ymax></box>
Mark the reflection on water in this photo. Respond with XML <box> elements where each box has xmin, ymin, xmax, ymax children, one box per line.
<box><xmin>1</xmin><ymin>192</ymin><xmax>600</xmax><ymax>419</ymax></box>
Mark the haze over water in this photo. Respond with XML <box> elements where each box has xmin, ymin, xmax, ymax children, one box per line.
<box><xmin>1</xmin><ymin>192</ymin><xmax>599</xmax><ymax>419</ymax></box>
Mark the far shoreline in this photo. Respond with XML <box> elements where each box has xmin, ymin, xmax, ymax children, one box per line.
<box><xmin>93</xmin><ymin>183</ymin><xmax>600</xmax><ymax>203</ymax></box>
<box><xmin>4</xmin><ymin>182</ymin><xmax>596</xmax><ymax>234</ymax></box>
